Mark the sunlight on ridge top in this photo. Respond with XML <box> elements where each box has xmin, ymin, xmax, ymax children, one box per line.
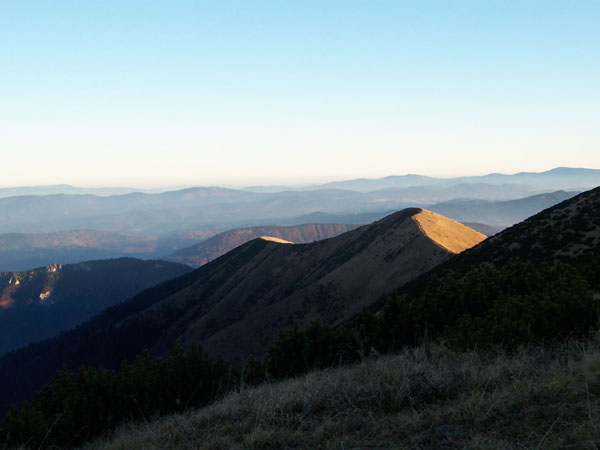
<box><xmin>412</xmin><ymin>209</ymin><xmax>486</xmax><ymax>254</ymax></box>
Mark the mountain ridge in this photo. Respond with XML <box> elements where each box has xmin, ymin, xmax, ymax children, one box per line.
<box><xmin>165</xmin><ymin>223</ymin><xmax>361</xmax><ymax>267</ymax></box>
<box><xmin>0</xmin><ymin>208</ymin><xmax>485</xmax><ymax>413</ymax></box>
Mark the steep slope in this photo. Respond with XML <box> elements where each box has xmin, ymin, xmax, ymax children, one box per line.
<box><xmin>390</xmin><ymin>187</ymin><xmax>599</xmax><ymax>300</ymax></box>
<box><xmin>115</xmin><ymin>209</ymin><xmax>484</xmax><ymax>362</ymax></box>
<box><xmin>0</xmin><ymin>209</ymin><xmax>485</xmax><ymax>413</ymax></box>
<box><xmin>0</xmin><ymin>258</ymin><xmax>191</xmax><ymax>356</ymax></box>
<box><xmin>165</xmin><ymin>223</ymin><xmax>360</xmax><ymax>267</ymax></box>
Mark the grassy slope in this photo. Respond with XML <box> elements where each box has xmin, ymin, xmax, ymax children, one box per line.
<box><xmin>82</xmin><ymin>336</ymin><xmax>600</xmax><ymax>450</ymax></box>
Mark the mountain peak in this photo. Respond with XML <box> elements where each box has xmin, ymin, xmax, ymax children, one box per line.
<box><xmin>412</xmin><ymin>209</ymin><xmax>487</xmax><ymax>254</ymax></box>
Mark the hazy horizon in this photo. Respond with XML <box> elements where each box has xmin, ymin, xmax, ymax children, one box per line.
<box><xmin>0</xmin><ymin>165</ymin><xmax>599</xmax><ymax>191</ymax></box>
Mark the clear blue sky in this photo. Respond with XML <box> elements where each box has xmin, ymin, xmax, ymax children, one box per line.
<box><xmin>1</xmin><ymin>0</ymin><xmax>599</xmax><ymax>187</ymax></box>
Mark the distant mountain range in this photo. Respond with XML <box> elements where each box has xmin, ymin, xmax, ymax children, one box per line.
<box><xmin>0</xmin><ymin>187</ymin><xmax>374</xmax><ymax>234</ymax></box>
<box><xmin>0</xmin><ymin>186</ymin><xmax>573</xmax><ymax>236</ymax></box>
<box><xmin>0</xmin><ymin>209</ymin><xmax>485</xmax><ymax>412</ymax></box>
<box><xmin>4</xmin><ymin>168</ymin><xmax>598</xmax><ymax>199</ymax></box>
<box><xmin>245</xmin><ymin>167</ymin><xmax>600</xmax><ymax>193</ymax></box>
<box><xmin>0</xmin><ymin>258</ymin><xmax>191</xmax><ymax>356</ymax></box>
<box><xmin>165</xmin><ymin>223</ymin><xmax>361</xmax><ymax>267</ymax></box>
<box><xmin>428</xmin><ymin>190</ymin><xmax>578</xmax><ymax>228</ymax></box>
<box><xmin>0</xmin><ymin>168</ymin><xmax>595</xmax><ymax>236</ymax></box>
<box><xmin>0</xmin><ymin>184</ymin><xmax>142</xmax><ymax>198</ymax></box>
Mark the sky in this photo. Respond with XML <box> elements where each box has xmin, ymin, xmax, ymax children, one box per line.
<box><xmin>1</xmin><ymin>0</ymin><xmax>599</xmax><ymax>188</ymax></box>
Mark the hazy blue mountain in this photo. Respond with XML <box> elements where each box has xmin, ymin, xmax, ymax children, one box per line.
<box><xmin>429</xmin><ymin>190</ymin><xmax>578</xmax><ymax>228</ymax></box>
<box><xmin>240</xmin><ymin>185</ymin><xmax>309</xmax><ymax>193</ymax></box>
<box><xmin>245</xmin><ymin>167</ymin><xmax>600</xmax><ymax>193</ymax></box>
<box><xmin>311</xmin><ymin>174</ymin><xmax>438</xmax><ymax>191</ymax></box>
<box><xmin>449</xmin><ymin>167</ymin><xmax>600</xmax><ymax>191</ymax></box>
<box><xmin>0</xmin><ymin>184</ymin><xmax>142</xmax><ymax>198</ymax></box>
<box><xmin>284</xmin><ymin>210</ymin><xmax>394</xmax><ymax>225</ymax></box>
<box><xmin>0</xmin><ymin>184</ymin><xmax>499</xmax><ymax>236</ymax></box>
<box><xmin>0</xmin><ymin>169</ymin><xmax>594</xmax><ymax>236</ymax></box>
<box><xmin>243</xmin><ymin>174</ymin><xmax>438</xmax><ymax>193</ymax></box>
<box><xmin>460</xmin><ymin>222</ymin><xmax>500</xmax><ymax>236</ymax></box>
<box><xmin>0</xmin><ymin>187</ymin><xmax>265</xmax><ymax>234</ymax></box>
<box><xmin>0</xmin><ymin>188</ymin><xmax>398</xmax><ymax>235</ymax></box>
<box><xmin>0</xmin><ymin>230</ymin><xmax>214</xmax><ymax>272</ymax></box>
<box><xmin>371</xmin><ymin>182</ymin><xmax>535</xmax><ymax>202</ymax></box>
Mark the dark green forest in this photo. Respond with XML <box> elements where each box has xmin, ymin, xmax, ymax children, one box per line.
<box><xmin>2</xmin><ymin>251</ymin><xmax>599</xmax><ymax>449</ymax></box>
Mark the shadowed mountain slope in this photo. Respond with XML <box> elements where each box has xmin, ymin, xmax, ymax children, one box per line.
<box><xmin>145</xmin><ymin>209</ymin><xmax>484</xmax><ymax>363</ymax></box>
<box><xmin>0</xmin><ymin>209</ymin><xmax>484</xmax><ymax>413</ymax></box>
<box><xmin>165</xmin><ymin>223</ymin><xmax>361</xmax><ymax>267</ymax></box>
<box><xmin>0</xmin><ymin>258</ymin><xmax>191</xmax><ymax>356</ymax></box>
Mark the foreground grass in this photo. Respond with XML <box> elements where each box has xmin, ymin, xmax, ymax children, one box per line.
<box><xmin>82</xmin><ymin>337</ymin><xmax>600</xmax><ymax>450</ymax></box>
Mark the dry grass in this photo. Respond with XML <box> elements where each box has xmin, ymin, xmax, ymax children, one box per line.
<box><xmin>81</xmin><ymin>337</ymin><xmax>600</xmax><ymax>450</ymax></box>
<box><xmin>413</xmin><ymin>209</ymin><xmax>487</xmax><ymax>254</ymax></box>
